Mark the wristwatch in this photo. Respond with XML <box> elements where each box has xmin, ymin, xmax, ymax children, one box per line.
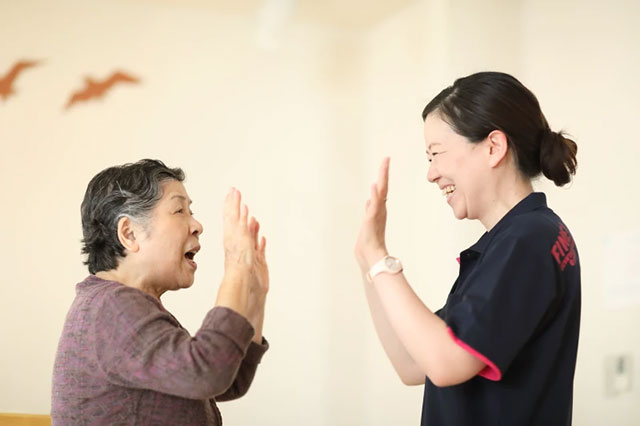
<box><xmin>367</xmin><ymin>255</ymin><xmax>403</xmax><ymax>282</ymax></box>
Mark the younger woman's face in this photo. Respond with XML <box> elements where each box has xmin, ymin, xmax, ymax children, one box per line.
<box><xmin>424</xmin><ymin>113</ymin><xmax>489</xmax><ymax>221</ymax></box>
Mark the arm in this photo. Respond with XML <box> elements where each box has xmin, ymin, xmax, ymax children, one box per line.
<box><xmin>369</xmin><ymin>268</ymin><xmax>485</xmax><ymax>387</ymax></box>
<box><xmin>355</xmin><ymin>158</ymin><xmax>485</xmax><ymax>387</ymax></box>
<box><xmin>362</xmin><ymin>271</ymin><xmax>425</xmax><ymax>385</ymax></box>
<box><xmin>94</xmin><ymin>295</ymin><xmax>255</xmax><ymax>400</ymax></box>
<box><xmin>215</xmin><ymin>212</ymin><xmax>271</xmax><ymax>401</ymax></box>
<box><xmin>214</xmin><ymin>338</ymin><xmax>269</xmax><ymax>401</ymax></box>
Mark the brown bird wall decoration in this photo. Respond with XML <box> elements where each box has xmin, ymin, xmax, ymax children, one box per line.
<box><xmin>0</xmin><ymin>60</ymin><xmax>40</xmax><ymax>102</ymax></box>
<box><xmin>65</xmin><ymin>71</ymin><xmax>140</xmax><ymax>109</ymax></box>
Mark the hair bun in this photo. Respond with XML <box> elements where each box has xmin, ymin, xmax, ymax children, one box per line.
<box><xmin>539</xmin><ymin>129</ymin><xmax>578</xmax><ymax>186</ymax></box>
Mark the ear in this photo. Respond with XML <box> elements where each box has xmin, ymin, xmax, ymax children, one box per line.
<box><xmin>116</xmin><ymin>216</ymin><xmax>141</xmax><ymax>253</ymax></box>
<box><xmin>486</xmin><ymin>130</ymin><xmax>509</xmax><ymax>168</ymax></box>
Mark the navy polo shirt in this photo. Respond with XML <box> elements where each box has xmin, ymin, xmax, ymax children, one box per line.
<box><xmin>421</xmin><ymin>192</ymin><xmax>581</xmax><ymax>426</ymax></box>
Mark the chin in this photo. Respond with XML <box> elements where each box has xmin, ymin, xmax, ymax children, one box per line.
<box><xmin>452</xmin><ymin>209</ymin><xmax>467</xmax><ymax>220</ymax></box>
<box><xmin>181</xmin><ymin>279</ymin><xmax>195</xmax><ymax>289</ymax></box>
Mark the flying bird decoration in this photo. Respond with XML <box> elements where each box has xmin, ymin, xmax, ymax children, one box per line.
<box><xmin>0</xmin><ymin>60</ymin><xmax>40</xmax><ymax>102</ymax></box>
<box><xmin>65</xmin><ymin>71</ymin><xmax>140</xmax><ymax>109</ymax></box>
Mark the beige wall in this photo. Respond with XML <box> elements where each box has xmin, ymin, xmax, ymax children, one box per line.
<box><xmin>1</xmin><ymin>0</ymin><xmax>638</xmax><ymax>424</ymax></box>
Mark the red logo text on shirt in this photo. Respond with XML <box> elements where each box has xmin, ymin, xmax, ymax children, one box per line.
<box><xmin>551</xmin><ymin>222</ymin><xmax>577</xmax><ymax>271</ymax></box>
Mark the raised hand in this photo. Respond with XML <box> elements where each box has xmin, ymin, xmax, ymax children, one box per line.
<box><xmin>222</xmin><ymin>188</ymin><xmax>256</xmax><ymax>273</ymax></box>
<box><xmin>355</xmin><ymin>157</ymin><xmax>391</xmax><ymax>273</ymax></box>
<box><xmin>248</xmin><ymin>217</ymin><xmax>269</xmax><ymax>296</ymax></box>
<box><xmin>247</xmin><ymin>210</ymin><xmax>269</xmax><ymax>344</ymax></box>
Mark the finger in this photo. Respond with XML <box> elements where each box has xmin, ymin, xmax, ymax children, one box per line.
<box><xmin>240</xmin><ymin>203</ymin><xmax>248</xmax><ymax>225</ymax></box>
<box><xmin>370</xmin><ymin>183</ymin><xmax>380</xmax><ymax>204</ymax></box>
<box><xmin>249</xmin><ymin>217</ymin><xmax>259</xmax><ymax>247</ymax></box>
<box><xmin>225</xmin><ymin>187</ymin><xmax>240</xmax><ymax>221</ymax></box>
<box><xmin>234</xmin><ymin>189</ymin><xmax>242</xmax><ymax>219</ymax></box>
<box><xmin>378</xmin><ymin>157</ymin><xmax>390</xmax><ymax>199</ymax></box>
<box><xmin>259</xmin><ymin>236</ymin><xmax>266</xmax><ymax>254</ymax></box>
<box><xmin>249</xmin><ymin>216</ymin><xmax>257</xmax><ymax>236</ymax></box>
<box><xmin>223</xmin><ymin>187</ymin><xmax>237</xmax><ymax>225</ymax></box>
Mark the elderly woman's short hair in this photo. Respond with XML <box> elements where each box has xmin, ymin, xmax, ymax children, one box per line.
<box><xmin>81</xmin><ymin>159</ymin><xmax>184</xmax><ymax>274</ymax></box>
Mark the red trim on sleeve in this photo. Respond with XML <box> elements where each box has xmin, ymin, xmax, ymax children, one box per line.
<box><xmin>446</xmin><ymin>327</ymin><xmax>502</xmax><ymax>381</ymax></box>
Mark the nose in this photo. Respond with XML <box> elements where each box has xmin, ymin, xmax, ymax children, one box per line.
<box><xmin>192</xmin><ymin>217</ymin><xmax>204</xmax><ymax>237</ymax></box>
<box><xmin>426</xmin><ymin>161</ymin><xmax>440</xmax><ymax>183</ymax></box>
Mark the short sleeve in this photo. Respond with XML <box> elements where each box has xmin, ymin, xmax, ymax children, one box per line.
<box><xmin>444</xmin><ymin>234</ymin><xmax>559</xmax><ymax>380</ymax></box>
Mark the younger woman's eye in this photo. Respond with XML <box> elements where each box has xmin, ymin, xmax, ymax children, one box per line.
<box><xmin>175</xmin><ymin>208</ymin><xmax>184</xmax><ymax>214</ymax></box>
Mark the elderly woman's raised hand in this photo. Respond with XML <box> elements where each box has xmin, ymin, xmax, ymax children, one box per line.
<box><xmin>223</xmin><ymin>188</ymin><xmax>258</xmax><ymax>272</ymax></box>
<box><xmin>221</xmin><ymin>187</ymin><xmax>269</xmax><ymax>340</ymax></box>
<box><xmin>248</xmin><ymin>217</ymin><xmax>269</xmax><ymax>296</ymax></box>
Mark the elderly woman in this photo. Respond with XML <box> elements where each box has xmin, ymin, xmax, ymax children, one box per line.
<box><xmin>52</xmin><ymin>159</ymin><xmax>269</xmax><ymax>425</ymax></box>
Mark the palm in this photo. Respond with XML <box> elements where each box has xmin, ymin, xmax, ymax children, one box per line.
<box><xmin>250</xmin><ymin>217</ymin><xmax>269</xmax><ymax>295</ymax></box>
<box><xmin>355</xmin><ymin>157</ymin><xmax>390</xmax><ymax>270</ymax></box>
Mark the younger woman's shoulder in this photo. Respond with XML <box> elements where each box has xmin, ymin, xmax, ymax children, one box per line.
<box><xmin>501</xmin><ymin>208</ymin><xmax>574</xmax><ymax>250</ymax></box>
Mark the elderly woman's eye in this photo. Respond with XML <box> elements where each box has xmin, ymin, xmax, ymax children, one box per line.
<box><xmin>175</xmin><ymin>208</ymin><xmax>184</xmax><ymax>214</ymax></box>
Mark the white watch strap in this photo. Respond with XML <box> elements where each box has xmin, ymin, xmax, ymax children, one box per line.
<box><xmin>367</xmin><ymin>256</ymin><xmax>403</xmax><ymax>282</ymax></box>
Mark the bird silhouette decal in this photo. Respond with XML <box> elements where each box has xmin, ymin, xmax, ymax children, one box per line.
<box><xmin>0</xmin><ymin>60</ymin><xmax>40</xmax><ymax>102</ymax></box>
<box><xmin>65</xmin><ymin>71</ymin><xmax>140</xmax><ymax>109</ymax></box>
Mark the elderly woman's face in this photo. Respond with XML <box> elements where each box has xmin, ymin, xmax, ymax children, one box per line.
<box><xmin>136</xmin><ymin>179</ymin><xmax>203</xmax><ymax>293</ymax></box>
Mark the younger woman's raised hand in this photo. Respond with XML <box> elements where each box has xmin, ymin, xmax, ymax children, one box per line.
<box><xmin>355</xmin><ymin>157</ymin><xmax>391</xmax><ymax>272</ymax></box>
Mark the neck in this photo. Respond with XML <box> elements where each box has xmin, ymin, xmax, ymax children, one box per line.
<box><xmin>95</xmin><ymin>268</ymin><xmax>165</xmax><ymax>300</ymax></box>
<box><xmin>479</xmin><ymin>177</ymin><xmax>534</xmax><ymax>231</ymax></box>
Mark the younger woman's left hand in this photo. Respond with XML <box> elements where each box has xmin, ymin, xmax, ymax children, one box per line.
<box><xmin>355</xmin><ymin>157</ymin><xmax>391</xmax><ymax>273</ymax></box>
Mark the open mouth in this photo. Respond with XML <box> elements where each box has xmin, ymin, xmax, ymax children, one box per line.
<box><xmin>442</xmin><ymin>185</ymin><xmax>456</xmax><ymax>197</ymax></box>
<box><xmin>184</xmin><ymin>246</ymin><xmax>200</xmax><ymax>269</ymax></box>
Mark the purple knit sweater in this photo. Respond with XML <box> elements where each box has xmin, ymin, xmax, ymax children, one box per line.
<box><xmin>51</xmin><ymin>275</ymin><xmax>268</xmax><ymax>425</ymax></box>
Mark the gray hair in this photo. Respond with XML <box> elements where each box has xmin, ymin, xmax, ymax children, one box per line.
<box><xmin>80</xmin><ymin>159</ymin><xmax>185</xmax><ymax>274</ymax></box>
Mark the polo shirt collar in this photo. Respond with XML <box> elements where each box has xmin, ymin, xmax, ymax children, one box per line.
<box><xmin>465</xmin><ymin>192</ymin><xmax>547</xmax><ymax>254</ymax></box>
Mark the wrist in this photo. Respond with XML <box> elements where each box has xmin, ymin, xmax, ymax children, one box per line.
<box><xmin>364</xmin><ymin>248</ymin><xmax>389</xmax><ymax>270</ymax></box>
<box><xmin>224</xmin><ymin>263</ymin><xmax>252</xmax><ymax>279</ymax></box>
<box><xmin>366</xmin><ymin>254</ymin><xmax>403</xmax><ymax>282</ymax></box>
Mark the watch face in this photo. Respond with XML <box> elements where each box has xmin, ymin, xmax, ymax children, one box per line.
<box><xmin>384</xmin><ymin>256</ymin><xmax>402</xmax><ymax>273</ymax></box>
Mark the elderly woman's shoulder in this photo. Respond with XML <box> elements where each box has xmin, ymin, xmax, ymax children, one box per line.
<box><xmin>77</xmin><ymin>275</ymin><xmax>165</xmax><ymax>318</ymax></box>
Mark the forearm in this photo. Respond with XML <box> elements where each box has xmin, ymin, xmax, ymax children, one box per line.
<box><xmin>371</xmin><ymin>272</ymin><xmax>484</xmax><ymax>387</ymax></box>
<box><xmin>214</xmin><ymin>339</ymin><xmax>269</xmax><ymax>401</ymax></box>
<box><xmin>363</xmin><ymin>274</ymin><xmax>425</xmax><ymax>385</ymax></box>
<box><xmin>215</xmin><ymin>267</ymin><xmax>252</xmax><ymax>317</ymax></box>
<box><xmin>247</xmin><ymin>294</ymin><xmax>266</xmax><ymax>344</ymax></box>
<box><xmin>95</xmin><ymin>299</ymin><xmax>255</xmax><ymax>400</ymax></box>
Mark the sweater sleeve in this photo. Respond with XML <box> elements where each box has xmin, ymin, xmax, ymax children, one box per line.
<box><xmin>214</xmin><ymin>337</ymin><xmax>269</xmax><ymax>401</ymax></box>
<box><xmin>93</xmin><ymin>285</ymin><xmax>255</xmax><ymax>400</ymax></box>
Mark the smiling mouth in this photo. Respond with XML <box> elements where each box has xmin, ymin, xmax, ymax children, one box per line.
<box><xmin>442</xmin><ymin>185</ymin><xmax>456</xmax><ymax>197</ymax></box>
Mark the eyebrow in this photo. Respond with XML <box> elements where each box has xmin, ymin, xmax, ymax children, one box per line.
<box><xmin>170</xmin><ymin>194</ymin><xmax>193</xmax><ymax>205</ymax></box>
<box><xmin>426</xmin><ymin>142</ymin><xmax>442</xmax><ymax>154</ymax></box>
